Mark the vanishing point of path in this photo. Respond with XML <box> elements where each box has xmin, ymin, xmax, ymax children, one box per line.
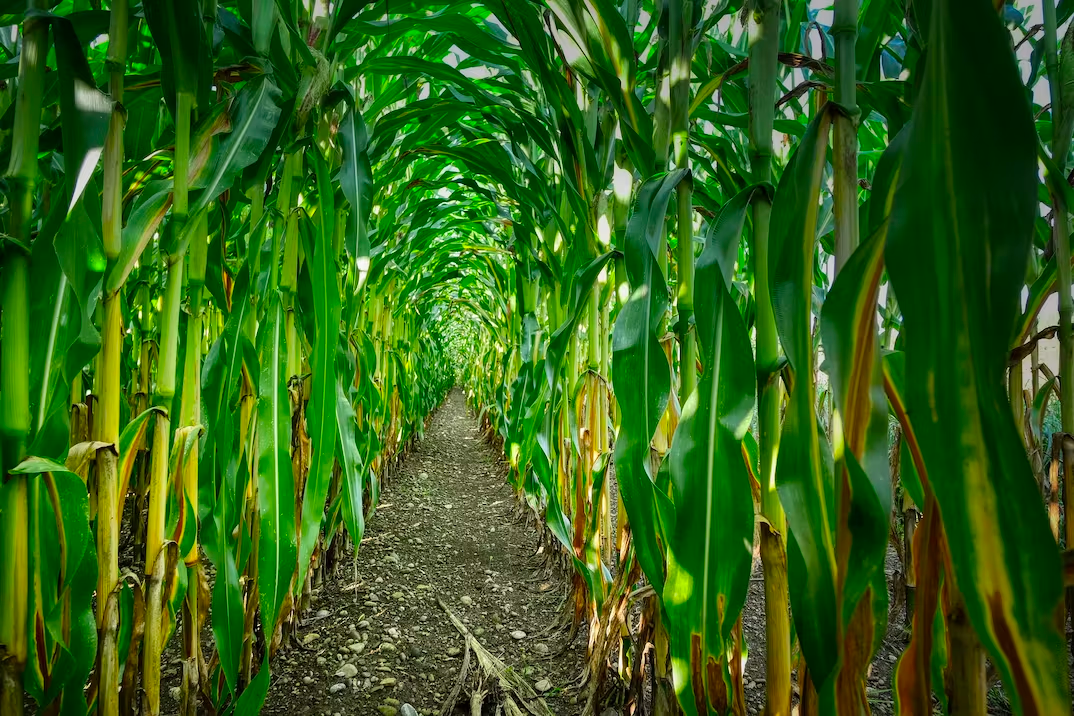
<box><xmin>262</xmin><ymin>390</ymin><xmax>586</xmax><ymax>716</ymax></box>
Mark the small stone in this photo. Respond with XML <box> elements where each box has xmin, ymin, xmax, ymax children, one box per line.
<box><xmin>511</xmin><ymin>630</ymin><xmax>527</xmax><ymax>640</ymax></box>
<box><xmin>169</xmin><ymin>686</ymin><xmax>181</xmax><ymax>702</ymax></box>
<box><xmin>303</xmin><ymin>676</ymin><xmax>314</xmax><ymax>685</ymax></box>
<box><xmin>380</xmin><ymin>677</ymin><xmax>398</xmax><ymax>687</ymax></box>
<box><xmin>329</xmin><ymin>683</ymin><xmax>346</xmax><ymax>694</ymax></box>
<box><xmin>349</xmin><ymin>642</ymin><xmax>365</xmax><ymax>653</ymax></box>
<box><xmin>747</xmin><ymin>680</ymin><xmax>756</xmax><ymax>690</ymax></box>
<box><xmin>887</xmin><ymin>653</ymin><xmax>898</xmax><ymax>663</ymax></box>
<box><xmin>303</xmin><ymin>632</ymin><xmax>321</xmax><ymax>645</ymax></box>
<box><xmin>392</xmin><ymin>591</ymin><xmax>404</xmax><ymax>599</ymax></box>
<box><xmin>473</xmin><ymin>627</ymin><xmax>485</xmax><ymax>637</ymax></box>
<box><xmin>359</xmin><ymin>620</ymin><xmax>371</xmax><ymax>629</ymax></box>
<box><xmin>419</xmin><ymin>472</ymin><xmax>429</xmax><ymax>479</ymax></box>
<box><xmin>401</xmin><ymin>705</ymin><xmax>420</xmax><ymax>716</ymax></box>
<box><xmin>316</xmin><ymin>609</ymin><xmax>330</xmax><ymax>618</ymax></box>
<box><xmin>376</xmin><ymin>576</ymin><xmax>384</xmax><ymax>583</ymax></box>
<box><xmin>384</xmin><ymin>697</ymin><xmax>401</xmax><ymax>707</ymax></box>
<box><xmin>460</xmin><ymin>595</ymin><xmax>473</xmax><ymax>606</ymax></box>
<box><xmin>388</xmin><ymin>627</ymin><xmax>401</xmax><ymax>639</ymax></box>
<box><xmin>336</xmin><ymin>663</ymin><xmax>359</xmax><ymax>678</ymax></box>
<box><xmin>369</xmin><ymin>593</ymin><xmax>380</xmax><ymax>602</ymax></box>
<box><xmin>446</xmin><ymin>647</ymin><xmax>461</xmax><ymax>657</ymax></box>
<box><xmin>317</xmin><ymin>656</ymin><xmax>327</xmax><ymax>666</ymax></box>
<box><xmin>535</xmin><ymin>679</ymin><xmax>552</xmax><ymax>693</ymax></box>
<box><xmin>377</xmin><ymin>706</ymin><xmax>398</xmax><ymax>716</ymax></box>
<box><xmin>339</xmin><ymin>609</ymin><xmax>348</xmax><ymax>616</ymax></box>
<box><xmin>381</xmin><ymin>642</ymin><xmax>398</xmax><ymax>652</ymax></box>
<box><xmin>534</xmin><ymin>643</ymin><xmax>549</xmax><ymax>655</ymax></box>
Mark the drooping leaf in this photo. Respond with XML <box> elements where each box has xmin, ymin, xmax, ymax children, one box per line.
<box><xmin>768</xmin><ymin>106</ymin><xmax>839</xmax><ymax>697</ymax></box>
<box><xmin>336</xmin><ymin>377</ymin><xmax>366</xmax><ymax>544</ymax></box>
<box><xmin>49</xmin><ymin>13</ymin><xmax>112</xmax><ymax>215</ymax></box>
<box><xmin>885</xmin><ymin>0</ymin><xmax>1069</xmax><ymax>710</ymax></box>
<box><xmin>256</xmin><ymin>291</ymin><xmax>297</xmax><ymax>637</ymax></box>
<box><xmin>189</xmin><ymin>76</ymin><xmax>283</xmax><ymax>217</ymax></box>
<box><xmin>665</xmin><ymin>217</ymin><xmax>757</xmax><ymax>715</ymax></box>
<box><xmin>337</xmin><ymin>101</ymin><xmax>374</xmax><ymax>278</ymax></box>
<box><xmin>297</xmin><ymin>147</ymin><xmax>341</xmax><ymax>586</ymax></box>
<box><xmin>610</xmin><ymin>170</ymin><xmax>688</xmax><ymax>596</ymax></box>
<box><xmin>821</xmin><ymin>223</ymin><xmax>892</xmax><ymax>701</ymax></box>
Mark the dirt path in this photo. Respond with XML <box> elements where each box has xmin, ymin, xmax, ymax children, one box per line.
<box><xmin>262</xmin><ymin>390</ymin><xmax>586</xmax><ymax>716</ymax></box>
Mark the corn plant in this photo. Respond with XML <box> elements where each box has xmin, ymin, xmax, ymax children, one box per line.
<box><xmin>1</xmin><ymin>0</ymin><xmax>1073</xmax><ymax>715</ymax></box>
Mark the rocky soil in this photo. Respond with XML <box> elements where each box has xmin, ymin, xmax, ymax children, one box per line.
<box><xmin>250</xmin><ymin>391</ymin><xmax>588</xmax><ymax>716</ymax></box>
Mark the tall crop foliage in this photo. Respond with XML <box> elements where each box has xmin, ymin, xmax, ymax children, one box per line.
<box><xmin>0</xmin><ymin>0</ymin><xmax>1072</xmax><ymax>715</ymax></box>
<box><xmin>453</xmin><ymin>0</ymin><xmax>1074</xmax><ymax>715</ymax></box>
<box><xmin>0</xmin><ymin>1</ymin><xmax>455</xmax><ymax>714</ymax></box>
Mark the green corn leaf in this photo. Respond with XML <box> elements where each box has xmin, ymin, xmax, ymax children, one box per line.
<box><xmin>337</xmin><ymin>102</ymin><xmax>373</xmax><ymax>279</ymax></box>
<box><xmin>142</xmin><ymin>0</ymin><xmax>208</xmax><ymax>112</ymax></box>
<box><xmin>28</xmin><ymin>225</ymin><xmax>75</xmax><ymax>458</ymax></box>
<box><xmin>233</xmin><ymin>657</ymin><xmax>271</xmax><ymax>715</ymax></box>
<box><xmin>820</xmin><ymin>223</ymin><xmax>892</xmax><ymax>695</ymax></box>
<box><xmin>116</xmin><ymin>407</ymin><xmax>165</xmax><ymax>524</ymax></box>
<box><xmin>54</xmin><ymin>194</ymin><xmax>105</xmax><ymax>399</ymax></box>
<box><xmin>47</xmin><ymin>13</ymin><xmax>112</xmax><ymax>216</ymax></box>
<box><xmin>166</xmin><ymin>426</ymin><xmax>204</xmax><ymax>560</ymax></box>
<box><xmin>768</xmin><ymin>106</ymin><xmax>839</xmax><ymax>696</ymax></box>
<box><xmin>248</xmin><ymin>0</ymin><xmax>276</xmax><ymax>55</ymax></box>
<box><xmin>106</xmin><ymin>180</ymin><xmax>172</xmax><ymax>293</ymax></box>
<box><xmin>298</xmin><ymin>148</ymin><xmax>341</xmax><ymax>586</ymax></box>
<box><xmin>885</xmin><ymin>0</ymin><xmax>1070</xmax><ymax>710</ymax></box>
<box><xmin>189</xmin><ymin>76</ymin><xmax>282</xmax><ymax>218</ymax></box>
<box><xmin>257</xmin><ymin>291</ymin><xmax>297</xmax><ymax>637</ymax></box>
<box><xmin>883</xmin><ymin>350</ymin><xmax>948</xmax><ymax>714</ymax></box>
<box><xmin>13</xmin><ymin>458</ymin><xmax>93</xmax><ymax>706</ymax></box>
<box><xmin>60</xmin><ymin>529</ymin><xmax>97</xmax><ymax>716</ymax></box>
<box><xmin>272</xmin><ymin>0</ymin><xmax>315</xmax><ymax>68</ymax></box>
<box><xmin>702</xmin><ymin>184</ymin><xmax>766</xmax><ymax>290</ymax></box>
<box><xmin>336</xmin><ymin>377</ymin><xmax>366</xmax><ymax>544</ymax></box>
<box><xmin>610</xmin><ymin>170</ymin><xmax>688</xmax><ymax>596</ymax></box>
<box><xmin>544</xmin><ymin>250</ymin><xmax>618</xmax><ymax>390</ymax></box>
<box><xmin>210</xmin><ymin>456</ymin><xmax>247</xmax><ymax>697</ymax></box>
<box><xmin>665</xmin><ymin>209</ymin><xmax>757</xmax><ymax>715</ymax></box>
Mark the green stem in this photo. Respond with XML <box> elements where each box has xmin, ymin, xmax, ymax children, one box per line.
<box><xmin>748</xmin><ymin>0</ymin><xmax>790</xmax><ymax>713</ymax></box>
<box><xmin>179</xmin><ymin>210</ymin><xmax>207</xmax><ymax>716</ymax></box>
<box><xmin>832</xmin><ymin>0</ymin><xmax>859</xmax><ymax>271</ymax></box>
<box><xmin>146</xmin><ymin>87</ymin><xmax>192</xmax><ymax>716</ymax></box>
<box><xmin>157</xmin><ymin>92</ymin><xmax>193</xmax><ymax>404</ymax></box>
<box><xmin>669</xmin><ymin>0</ymin><xmax>695</xmax><ymax>400</ymax></box>
<box><xmin>0</xmin><ymin>6</ymin><xmax>48</xmax><ymax>713</ymax></box>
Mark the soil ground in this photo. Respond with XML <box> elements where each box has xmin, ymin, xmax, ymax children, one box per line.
<box><xmin>250</xmin><ymin>390</ymin><xmax>587</xmax><ymax>716</ymax></box>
